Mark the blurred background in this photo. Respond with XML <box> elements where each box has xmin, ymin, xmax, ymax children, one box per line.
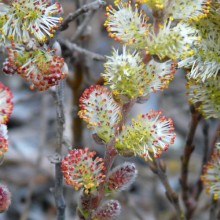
<box><xmin>0</xmin><ymin>0</ymin><xmax>219</xmax><ymax>219</ymax></box>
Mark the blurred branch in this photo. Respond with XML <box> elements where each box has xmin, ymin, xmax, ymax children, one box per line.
<box><xmin>180</xmin><ymin>105</ymin><xmax>201</xmax><ymax>218</ymax></box>
<box><xmin>58</xmin><ymin>37</ymin><xmax>106</xmax><ymax>61</ymax></box>
<box><xmin>193</xmin><ymin>120</ymin><xmax>209</xmax><ymax>201</ymax></box>
<box><xmin>71</xmin><ymin>10</ymin><xmax>96</xmax><ymax>42</ymax></box>
<box><xmin>210</xmin><ymin>197</ymin><xmax>218</xmax><ymax>220</ymax></box>
<box><xmin>51</xmin><ymin>82</ymin><xmax>66</xmax><ymax>220</ymax></box>
<box><xmin>60</xmin><ymin>0</ymin><xmax>106</xmax><ymax>31</ymax></box>
<box><xmin>1</xmin><ymin>0</ymin><xmax>10</xmax><ymax>4</ymax></box>
<box><xmin>122</xmin><ymin>192</ymin><xmax>145</xmax><ymax>220</ymax></box>
<box><xmin>149</xmin><ymin>158</ymin><xmax>185</xmax><ymax>220</ymax></box>
<box><xmin>217</xmin><ymin>207</ymin><xmax>220</xmax><ymax>220</ymax></box>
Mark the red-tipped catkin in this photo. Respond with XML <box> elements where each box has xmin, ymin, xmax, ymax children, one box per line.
<box><xmin>0</xmin><ymin>82</ymin><xmax>13</xmax><ymax>124</ymax></box>
<box><xmin>92</xmin><ymin>200</ymin><xmax>121</xmax><ymax>220</ymax></box>
<box><xmin>0</xmin><ymin>184</ymin><xmax>11</xmax><ymax>213</ymax></box>
<box><xmin>107</xmin><ymin>162</ymin><xmax>137</xmax><ymax>191</ymax></box>
<box><xmin>61</xmin><ymin>148</ymin><xmax>106</xmax><ymax>193</ymax></box>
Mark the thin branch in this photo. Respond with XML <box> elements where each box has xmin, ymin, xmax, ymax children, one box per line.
<box><xmin>58</xmin><ymin>37</ymin><xmax>106</xmax><ymax>61</ymax></box>
<box><xmin>210</xmin><ymin>197</ymin><xmax>218</xmax><ymax>220</ymax></box>
<box><xmin>149</xmin><ymin>158</ymin><xmax>185</xmax><ymax>220</ymax></box>
<box><xmin>122</xmin><ymin>192</ymin><xmax>145</xmax><ymax>220</ymax></box>
<box><xmin>193</xmin><ymin>120</ymin><xmax>209</xmax><ymax>201</ymax></box>
<box><xmin>51</xmin><ymin>82</ymin><xmax>66</xmax><ymax>220</ymax></box>
<box><xmin>71</xmin><ymin>10</ymin><xmax>96</xmax><ymax>42</ymax></box>
<box><xmin>179</xmin><ymin>105</ymin><xmax>201</xmax><ymax>217</ymax></box>
<box><xmin>182</xmin><ymin>120</ymin><xmax>209</xmax><ymax>219</ymax></box>
<box><xmin>60</xmin><ymin>0</ymin><xmax>106</xmax><ymax>31</ymax></box>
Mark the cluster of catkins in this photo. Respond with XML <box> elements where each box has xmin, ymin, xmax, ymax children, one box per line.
<box><xmin>61</xmin><ymin>0</ymin><xmax>220</xmax><ymax>219</ymax></box>
<box><xmin>104</xmin><ymin>0</ymin><xmax>220</xmax><ymax>203</ymax></box>
<box><xmin>0</xmin><ymin>0</ymin><xmax>220</xmax><ymax>219</ymax></box>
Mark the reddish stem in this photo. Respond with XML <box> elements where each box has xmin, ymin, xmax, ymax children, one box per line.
<box><xmin>180</xmin><ymin>105</ymin><xmax>201</xmax><ymax>219</ymax></box>
<box><xmin>80</xmin><ymin>99</ymin><xmax>136</xmax><ymax>219</ymax></box>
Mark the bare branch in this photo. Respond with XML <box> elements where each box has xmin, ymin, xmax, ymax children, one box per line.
<box><xmin>59</xmin><ymin>37</ymin><xmax>106</xmax><ymax>61</ymax></box>
<box><xmin>60</xmin><ymin>0</ymin><xmax>106</xmax><ymax>31</ymax></box>
<box><xmin>193</xmin><ymin>120</ymin><xmax>209</xmax><ymax>201</ymax></box>
<box><xmin>210</xmin><ymin>197</ymin><xmax>218</xmax><ymax>220</ymax></box>
<box><xmin>51</xmin><ymin>82</ymin><xmax>66</xmax><ymax>220</ymax></box>
<box><xmin>71</xmin><ymin>10</ymin><xmax>96</xmax><ymax>42</ymax></box>
<box><xmin>149</xmin><ymin>158</ymin><xmax>185</xmax><ymax>220</ymax></box>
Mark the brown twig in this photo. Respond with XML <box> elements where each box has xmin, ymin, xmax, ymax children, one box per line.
<box><xmin>58</xmin><ymin>37</ymin><xmax>106</xmax><ymax>61</ymax></box>
<box><xmin>67</xmin><ymin>61</ymin><xmax>84</xmax><ymax>147</ymax></box>
<box><xmin>122</xmin><ymin>192</ymin><xmax>145</xmax><ymax>220</ymax></box>
<box><xmin>149</xmin><ymin>158</ymin><xmax>185</xmax><ymax>220</ymax></box>
<box><xmin>180</xmin><ymin>105</ymin><xmax>201</xmax><ymax>218</ymax></box>
<box><xmin>60</xmin><ymin>0</ymin><xmax>106</xmax><ymax>31</ymax></box>
<box><xmin>71</xmin><ymin>10</ymin><xmax>96</xmax><ymax>42</ymax></box>
<box><xmin>193</xmin><ymin>120</ymin><xmax>209</xmax><ymax>201</ymax></box>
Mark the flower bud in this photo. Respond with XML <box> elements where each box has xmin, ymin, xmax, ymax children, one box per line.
<box><xmin>107</xmin><ymin>162</ymin><xmax>137</xmax><ymax>191</ymax></box>
<box><xmin>79</xmin><ymin>191</ymin><xmax>99</xmax><ymax>212</ymax></box>
<box><xmin>92</xmin><ymin>200</ymin><xmax>121</xmax><ymax>220</ymax></box>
